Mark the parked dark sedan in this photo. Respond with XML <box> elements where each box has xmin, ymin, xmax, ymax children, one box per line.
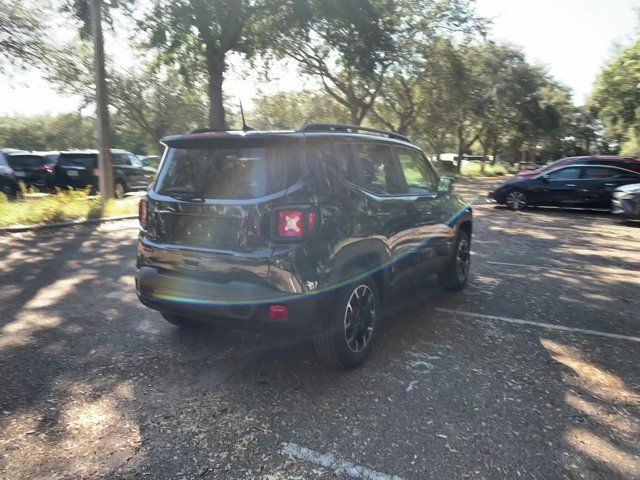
<box><xmin>55</xmin><ymin>150</ymin><xmax>156</xmax><ymax>197</ymax></box>
<box><xmin>612</xmin><ymin>183</ymin><xmax>640</xmax><ymax>220</ymax></box>
<box><xmin>7</xmin><ymin>152</ymin><xmax>57</xmax><ymax>191</ymax></box>
<box><xmin>489</xmin><ymin>164</ymin><xmax>640</xmax><ymax>210</ymax></box>
<box><xmin>516</xmin><ymin>156</ymin><xmax>640</xmax><ymax>179</ymax></box>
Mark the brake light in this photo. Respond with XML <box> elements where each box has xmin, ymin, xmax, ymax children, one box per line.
<box><xmin>274</xmin><ymin>208</ymin><xmax>317</xmax><ymax>240</ymax></box>
<box><xmin>37</xmin><ymin>165</ymin><xmax>54</xmax><ymax>174</ymax></box>
<box><xmin>139</xmin><ymin>198</ymin><xmax>148</xmax><ymax>227</ymax></box>
<box><xmin>269</xmin><ymin>305</ymin><xmax>289</xmax><ymax>321</ymax></box>
<box><xmin>92</xmin><ymin>168</ymin><xmax>100</xmax><ymax>176</ymax></box>
<box><xmin>278</xmin><ymin>210</ymin><xmax>303</xmax><ymax>237</ymax></box>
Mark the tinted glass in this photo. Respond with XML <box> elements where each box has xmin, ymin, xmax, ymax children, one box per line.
<box><xmin>352</xmin><ymin>143</ymin><xmax>399</xmax><ymax>195</ymax></box>
<box><xmin>58</xmin><ymin>154</ymin><xmax>97</xmax><ymax>168</ymax></box>
<box><xmin>396</xmin><ymin>148</ymin><xmax>438</xmax><ymax>193</ymax></box>
<box><xmin>583</xmin><ymin>167</ymin><xmax>618</xmax><ymax>179</ymax></box>
<box><xmin>129</xmin><ymin>154</ymin><xmax>143</xmax><ymax>167</ymax></box>
<box><xmin>7</xmin><ymin>155</ymin><xmax>46</xmax><ymax>169</ymax></box>
<box><xmin>112</xmin><ymin>154</ymin><xmax>131</xmax><ymax>166</ymax></box>
<box><xmin>157</xmin><ymin>144</ymin><xmax>300</xmax><ymax>199</ymax></box>
<box><xmin>547</xmin><ymin>167</ymin><xmax>582</xmax><ymax>180</ymax></box>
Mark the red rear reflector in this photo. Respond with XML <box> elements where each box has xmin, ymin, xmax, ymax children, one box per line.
<box><xmin>308</xmin><ymin>212</ymin><xmax>317</xmax><ymax>230</ymax></box>
<box><xmin>278</xmin><ymin>210</ymin><xmax>303</xmax><ymax>237</ymax></box>
<box><xmin>139</xmin><ymin>198</ymin><xmax>148</xmax><ymax>227</ymax></box>
<box><xmin>269</xmin><ymin>305</ymin><xmax>288</xmax><ymax>321</ymax></box>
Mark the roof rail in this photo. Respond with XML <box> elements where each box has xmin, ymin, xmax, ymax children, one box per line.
<box><xmin>188</xmin><ymin>128</ymin><xmax>228</xmax><ymax>134</ymax></box>
<box><xmin>299</xmin><ymin>123</ymin><xmax>410</xmax><ymax>143</ymax></box>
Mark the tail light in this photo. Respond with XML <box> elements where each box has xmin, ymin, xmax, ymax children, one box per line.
<box><xmin>92</xmin><ymin>168</ymin><xmax>100</xmax><ymax>176</ymax></box>
<box><xmin>139</xmin><ymin>198</ymin><xmax>148</xmax><ymax>227</ymax></box>
<box><xmin>37</xmin><ymin>165</ymin><xmax>54</xmax><ymax>174</ymax></box>
<box><xmin>272</xmin><ymin>207</ymin><xmax>318</xmax><ymax>240</ymax></box>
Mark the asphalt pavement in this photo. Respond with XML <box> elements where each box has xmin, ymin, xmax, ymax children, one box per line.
<box><xmin>1</xmin><ymin>178</ymin><xmax>639</xmax><ymax>480</ymax></box>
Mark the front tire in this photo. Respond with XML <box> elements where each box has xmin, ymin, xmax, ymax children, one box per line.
<box><xmin>505</xmin><ymin>190</ymin><xmax>528</xmax><ymax>210</ymax></box>
<box><xmin>314</xmin><ymin>272</ymin><xmax>380</xmax><ymax>369</ymax></box>
<box><xmin>114</xmin><ymin>180</ymin><xmax>126</xmax><ymax>199</ymax></box>
<box><xmin>438</xmin><ymin>230</ymin><xmax>471</xmax><ymax>291</ymax></box>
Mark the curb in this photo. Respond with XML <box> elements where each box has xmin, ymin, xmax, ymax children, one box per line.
<box><xmin>0</xmin><ymin>215</ymin><xmax>139</xmax><ymax>234</ymax></box>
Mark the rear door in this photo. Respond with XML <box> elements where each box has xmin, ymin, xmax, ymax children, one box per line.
<box><xmin>56</xmin><ymin>153</ymin><xmax>98</xmax><ymax>188</ymax></box>
<box><xmin>340</xmin><ymin>141</ymin><xmax>419</xmax><ymax>291</ymax></box>
<box><xmin>582</xmin><ymin>166</ymin><xmax>640</xmax><ymax>207</ymax></box>
<box><xmin>7</xmin><ymin>155</ymin><xmax>46</xmax><ymax>183</ymax></box>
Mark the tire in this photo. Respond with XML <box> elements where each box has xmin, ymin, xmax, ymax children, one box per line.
<box><xmin>505</xmin><ymin>189</ymin><xmax>528</xmax><ymax>210</ymax></box>
<box><xmin>114</xmin><ymin>180</ymin><xmax>126</xmax><ymax>199</ymax></box>
<box><xmin>161</xmin><ymin>312</ymin><xmax>201</xmax><ymax>328</ymax></box>
<box><xmin>313</xmin><ymin>270</ymin><xmax>380</xmax><ymax>369</ymax></box>
<box><xmin>2</xmin><ymin>182</ymin><xmax>17</xmax><ymax>200</ymax></box>
<box><xmin>438</xmin><ymin>230</ymin><xmax>471</xmax><ymax>291</ymax></box>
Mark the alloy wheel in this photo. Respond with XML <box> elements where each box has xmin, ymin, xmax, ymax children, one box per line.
<box><xmin>456</xmin><ymin>237</ymin><xmax>471</xmax><ymax>282</ymax></box>
<box><xmin>506</xmin><ymin>191</ymin><xmax>527</xmax><ymax>210</ymax></box>
<box><xmin>343</xmin><ymin>284</ymin><xmax>376</xmax><ymax>353</ymax></box>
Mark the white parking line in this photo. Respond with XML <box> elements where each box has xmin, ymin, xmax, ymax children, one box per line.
<box><xmin>281</xmin><ymin>442</ymin><xmax>404</xmax><ymax>480</ymax></box>
<box><xmin>436</xmin><ymin>308</ymin><xmax>640</xmax><ymax>343</ymax></box>
<box><xmin>486</xmin><ymin>261</ymin><xmax>635</xmax><ymax>276</ymax></box>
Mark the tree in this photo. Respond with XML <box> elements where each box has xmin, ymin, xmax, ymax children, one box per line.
<box><xmin>251</xmin><ymin>90</ymin><xmax>350</xmax><ymax>130</ymax></box>
<box><xmin>140</xmin><ymin>0</ymin><xmax>268</xmax><ymax>130</ymax></box>
<box><xmin>0</xmin><ymin>0</ymin><xmax>48</xmax><ymax>71</ymax></box>
<box><xmin>590</xmin><ymin>40</ymin><xmax>640</xmax><ymax>156</ymax></box>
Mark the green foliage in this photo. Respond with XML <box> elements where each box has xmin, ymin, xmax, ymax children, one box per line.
<box><xmin>0</xmin><ymin>189</ymin><xmax>139</xmax><ymax>228</ymax></box>
<box><xmin>0</xmin><ymin>0</ymin><xmax>49</xmax><ymax>71</ymax></box>
<box><xmin>251</xmin><ymin>90</ymin><xmax>350</xmax><ymax>130</ymax></box>
<box><xmin>0</xmin><ymin>114</ymin><xmax>96</xmax><ymax>151</ymax></box>
<box><xmin>590</xmin><ymin>41</ymin><xmax>640</xmax><ymax>155</ymax></box>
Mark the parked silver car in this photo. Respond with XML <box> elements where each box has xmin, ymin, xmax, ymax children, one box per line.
<box><xmin>612</xmin><ymin>183</ymin><xmax>640</xmax><ymax>220</ymax></box>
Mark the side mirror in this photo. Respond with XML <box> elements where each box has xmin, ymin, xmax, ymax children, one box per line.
<box><xmin>438</xmin><ymin>176</ymin><xmax>454</xmax><ymax>193</ymax></box>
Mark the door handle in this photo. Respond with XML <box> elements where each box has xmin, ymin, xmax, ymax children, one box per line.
<box><xmin>565</xmin><ymin>184</ymin><xmax>577</xmax><ymax>187</ymax></box>
<box><xmin>604</xmin><ymin>183</ymin><xmax>615</xmax><ymax>187</ymax></box>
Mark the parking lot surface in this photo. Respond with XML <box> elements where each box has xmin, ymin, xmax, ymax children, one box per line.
<box><xmin>1</xmin><ymin>178</ymin><xmax>639</xmax><ymax>479</ymax></box>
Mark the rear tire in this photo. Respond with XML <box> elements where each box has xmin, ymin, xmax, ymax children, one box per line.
<box><xmin>161</xmin><ymin>312</ymin><xmax>201</xmax><ymax>328</ymax></box>
<box><xmin>114</xmin><ymin>180</ymin><xmax>126</xmax><ymax>199</ymax></box>
<box><xmin>438</xmin><ymin>230</ymin><xmax>471</xmax><ymax>291</ymax></box>
<box><xmin>313</xmin><ymin>270</ymin><xmax>380</xmax><ymax>369</ymax></box>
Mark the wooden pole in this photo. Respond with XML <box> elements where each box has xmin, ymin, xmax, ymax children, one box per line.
<box><xmin>91</xmin><ymin>0</ymin><xmax>113</xmax><ymax>209</ymax></box>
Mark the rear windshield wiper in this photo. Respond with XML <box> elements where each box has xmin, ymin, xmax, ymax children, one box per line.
<box><xmin>162</xmin><ymin>186</ymin><xmax>205</xmax><ymax>203</ymax></box>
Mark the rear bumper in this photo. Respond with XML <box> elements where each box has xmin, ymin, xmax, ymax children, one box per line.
<box><xmin>136</xmin><ymin>266</ymin><xmax>326</xmax><ymax>334</ymax></box>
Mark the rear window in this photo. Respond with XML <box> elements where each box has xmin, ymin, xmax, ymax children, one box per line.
<box><xmin>8</xmin><ymin>155</ymin><xmax>46</xmax><ymax>169</ymax></box>
<box><xmin>156</xmin><ymin>143</ymin><xmax>300</xmax><ymax>200</ymax></box>
<box><xmin>58</xmin><ymin>154</ymin><xmax>97</xmax><ymax>168</ymax></box>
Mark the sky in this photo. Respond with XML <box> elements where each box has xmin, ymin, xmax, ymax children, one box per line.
<box><xmin>0</xmin><ymin>0</ymin><xmax>638</xmax><ymax>116</ymax></box>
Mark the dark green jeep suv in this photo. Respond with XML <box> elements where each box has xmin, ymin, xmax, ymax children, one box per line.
<box><xmin>136</xmin><ymin>124</ymin><xmax>472</xmax><ymax>368</ymax></box>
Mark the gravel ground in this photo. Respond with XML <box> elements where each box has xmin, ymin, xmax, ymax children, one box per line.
<box><xmin>1</xmin><ymin>178</ymin><xmax>639</xmax><ymax>480</ymax></box>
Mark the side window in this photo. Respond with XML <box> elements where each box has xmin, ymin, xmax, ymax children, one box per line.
<box><xmin>547</xmin><ymin>167</ymin><xmax>582</xmax><ymax>180</ymax></box>
<box><xmin>334</xmin><ymin>143</ymin><xmax>358</xmax><ymax>179</ymax></box>
<box><xmin>305</xmin><ymin>141</ymin><xmax>335</xmax><ymax>193</ymax></box>
<box><xmin>396</xmin><ymin>148</ymin><xmax>438</xmax><ymax>194</ymax></box>
<box><xmin>583</xmin><ymin>167</ymin><xmax>618</xmax><ymax>179</ymax></box>
<box><xmin>129</xmin><ymin>154</ymin><xmax>142</xmax><ymax>167</ymax></box>
<box><xmin>112</xmin><ymin>154</ymin><xmax>130</xmax><ymax>166</ymax></box>
<box><xmin>351</xmin><ymin>143</ymin><xmax>400</xmax><ymax>195</ymax></box>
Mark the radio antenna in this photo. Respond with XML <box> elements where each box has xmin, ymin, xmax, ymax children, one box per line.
<box><xmin>239</xmin><ymin>100</ymin><xmax>253</xmax><ymax>131</ymax></box>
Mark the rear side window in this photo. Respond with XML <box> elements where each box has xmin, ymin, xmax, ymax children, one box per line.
<box><xmin>7</xmin><ymin>155</ymin><xmax>46</xmax><ymax>169</ymax></box>
<box><xmin>156</xmin><ymin>143</ymin><xmax>300</xmax><ymax>199</ymax></box>
<box><xmin>351</xmin><ymin>143</ymin><xmax>402</xmax><ymax>195</ymax></box>
<box><xmin>59</xmin><ymin>154</ymin><xmax>97</xmax><ymax>168</ymax></box>
<box><xmin>547</xmin><ymin>167</ymin><xmax>582</xmax><ymax>180</ymax></box>
<box><xmin>583</xmin><ymin>167</ymin><xmax>618</xmax><ymax>179</ymax></box>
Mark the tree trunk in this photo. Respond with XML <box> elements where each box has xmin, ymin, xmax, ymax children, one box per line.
<box><xmin>456</xmin><ymin>126</ymin><xmax>465</xmax><ymax>173</ymax></box>
<box><xmin>91</xmin><ymin>0</ymin><xmax>113</xmax><ymax>208</ymax></box>
<box><xmin>206</xmin><ymin>51</ymin><xmax>226</xmax><ymax>130</ymax></box>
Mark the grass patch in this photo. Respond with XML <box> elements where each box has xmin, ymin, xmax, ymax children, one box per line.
<box><xmin>459</xmin><ymin>162</ymin><xmax>512</xmax><ymax>178</ymax></box>
<box><xmin>0</xmin><ymin>189</ymin><xmax>139</xmax><ymax>228</ymax></box>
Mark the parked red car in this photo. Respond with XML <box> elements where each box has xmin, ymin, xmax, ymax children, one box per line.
<box><xmin>517</xmin><ymin>156</ymin><xmax>640</xmax><ymax>178</ymax></box>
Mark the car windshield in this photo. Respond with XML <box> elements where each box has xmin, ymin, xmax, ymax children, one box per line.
<box><xmin>156</xmin><ymin>143</ymin><xmax>300</xmax><ymax>200</ymax></box>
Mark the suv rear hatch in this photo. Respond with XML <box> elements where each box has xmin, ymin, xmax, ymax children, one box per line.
<box><xmin>142</xmin><ymin>136</ymin><xmax>303</xmax><ymax>282</ymax></box>
<box><xmin>56</xmin><ymin>153</ymin><xmax>98</xmax><ymax>186</ymax></box>
<box><xmin>7</xmin><ymin>155</ymin><xmax>49</xmax><ymax>180</ymax></box>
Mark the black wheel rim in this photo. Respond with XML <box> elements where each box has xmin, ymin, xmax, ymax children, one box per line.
<box><xmin>456</xmin><ymin>237</ymin><xmax>471</xmax><ymax>282</ymax></box>
<box><xmin>506</xmin><ymin>191</ymin><xmax>526</xmax><ymax>210</ymax></box>
<box><xmin>344</xmin><ymin>284</ymin><xmax>376</xmax><ymax>353</ymax></box>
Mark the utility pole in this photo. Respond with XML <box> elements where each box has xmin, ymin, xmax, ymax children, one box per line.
<box><xmin>91</xmin><ymin>0</ymin><xmax>113</xmax><ymax>209</ymax></box>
